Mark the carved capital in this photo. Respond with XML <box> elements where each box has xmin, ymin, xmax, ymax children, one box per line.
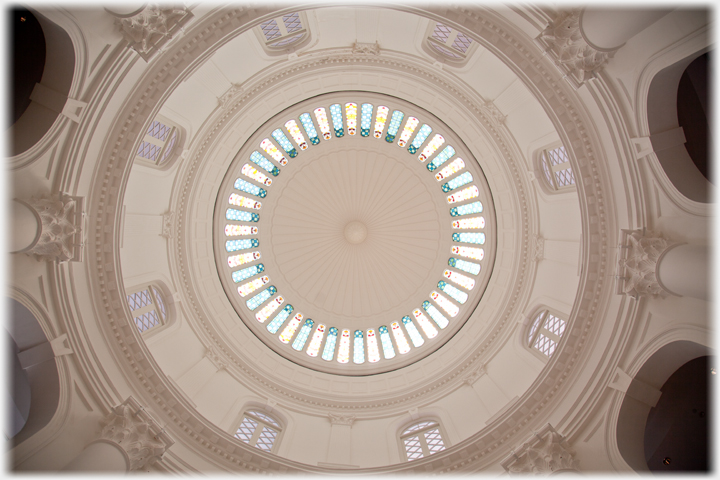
<box><xmin>113</xmin><ymin>5</ymin><xmax>193</xmax><ymax>61</ymax></box>
<box><xmin>328</xmin><ymin>413</ymin><xmax>356</xmax><ymax>426</ymax></box>
<box><xmin>617</xmin><ymin>229</ymin><xmax>676</xmax><ymax>298</ymax></box>
<box><xmin>352</xmin><ymin>42</ymin><xmax>380</xmax><ymax>55</ymax></box>
<box><xmin>98</xmin><ymin>397</ymin><xmax>174</xmax><ymax>471</ymax></box>
<box><xmin>161</xmin><ymin>211</ymin><xmax>174</xmax><ymax>239</ymax></box>
<box><xmin>502</xmin><ymin>424</ymin><xmax>579</xmax><ymax>474</ymax></box>
<box><xmin>25</xmin><ymin>192</ymin><xmax>84</xmax><ymax>263</ymax></box>
<box><xmin>532</xmin><ymin>234</ymin><xmax>545</xmax><ymax>261</ymax></box>
<box><xmin>536</xmin><ymin>10</ymin><xmax>618</xmax><ymax>87</ymax></box>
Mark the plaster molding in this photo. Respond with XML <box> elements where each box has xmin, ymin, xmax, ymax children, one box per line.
<box><xmin>205</xmin><ymin>346</ymin><xmax>228</xmax><ymax>371</ymax></box>
<box><xmin>532</xmin><ymin>234</ymin><xmax>545</xmax><ymax>261</ymax></box>
<box><xmin>98</xmin><ymin>397</ymin><xmax>174</xmax><ymax>471</ymax></box>
<box><xmin>218</xmin><ymin>83</ymin><xmax>244</xmax><ymax>109</ymax></box>
<box><xmin>113</xmin><ymin>5</ymin><xmax>193</xmax><ymax>62</ymax></box>
<box><xmin>160</xmin><ymin>211</ymin><xmax>174</xmax><ymax>239</ymax></box>
<box><xmin>352</xmin><ymin>42</ymin><xmax>380</xmax><ymax>55</ymax></box>
<box><xmin>616</xmin><ymin>229</ymin><xmax>676</xmax><ymax>298</ymax></box>
<box><xmin>328</xmin><ymin>414</ymin><xmax>356</xmax><ymax>426</ymax></box>
<box><xmin>501</xmin><ymin>424</ymin><xmax>579</xmax><ymax>474</ymax></box>
<box><xmin>482</xmin><ymin>99</ymin><xmax>507</xmax><ymax>125</ymax></box>
<box><xmin>24</xmin><ymin>192</ymin><xmax>84</xmax><ymax>263</ymax></box>
<box><xmin>462</xmin><ymin>363</ymin><xmax>487</xmax><ymax>386</ymax></box>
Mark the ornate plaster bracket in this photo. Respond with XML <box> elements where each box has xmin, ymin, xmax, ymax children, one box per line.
<box><xmin>328</xmin><ymin>413</ymin><xmax>356</xmax><ymax>426</ymax></box>
<box><xmin>110</xmin><ymin>5</ymin><xmax>194</xmax><ymax>61</ymax></box>
<box><xmin>98</xmin><ymin>396</ymin><xmax>174</xmax><ymax>471</ymax></box>
<box><xmin>161</xmin><ymin>211</ymin><xmax>174</xmax><ymax>239</ymax></box>
<box><xmin>501</xmin><ymin>423</ymin><xmax>579</xmax><ymax>474</ymax></box>
<box><xmin>352</xmin><ymin>42</ymin><xmax>380</xmax><ymax>55</ymax></box>
<box><xmin>615</xmin><ymin>229</ymin><xmax>677</xmax><ymax>298</ymax></box>
<box><xmin>23</xmin><ymin>192</ymin><xmax>85</xmax><ymax>263</ymax></box>
<box><xmin>535</xmin><ymin>10</ymin><xmax>619</xmax><ymax>89</ymax></box>
<box><xmin>532</xmin><ymin>234</ymin><xmax>545</xmax><ymax>262</ymax></box>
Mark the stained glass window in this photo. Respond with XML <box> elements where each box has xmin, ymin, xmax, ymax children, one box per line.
<box><xmin>435</xmin><ymin>158</ymin><xmax>465</xmax><ymax>181</ymax></box>
<box><xmin>401</xmin><ymin>420</ymin><xmax>446</xmax><ymax>461</ymax></box>
<box><xmin>408</xmin><ymin>124</ymin><xmax>432</xmax><ymax>154</ymax></box>
<box><xmin>299</xmin><ymin>113</ymin><xmax>320</xmax><ymax>145</ymax></box>
<box><xmin>284</xmin><ymin>120</ymin><xmax>308</xmax><ymax>151</ymax></box>
<box><xmin>427</xmin><ymin>145</ymin><xmax>455</xmax><ymax>172</ymax></box>
<box><xmin>402</xmin><ymin>315</ymin><xmax>425</xmax><ymax>347</ymax></box>
<box><xmin>226</xmin><ymin>209</ymin><xmax>260</xmax><ymax>222</ymax></box>
<box><xmin>330</xmin><ymin>104</ymin><xmax>344</xmax><ymax>137</ymax></box>
<box><xmin>452</xmin><ymin>232</ymin><xmax>485</xmax><ymax>245</ymax></box>
<box><xmin>235</xmin><ymin>410</ymin><xmax>281</xmax><ymax>452</ymax></box>
<box><xmin>418</xmin><ymin>134</ymin><xmax>444</xmax><ymax>162</ymax></box>
<box><xmin>353</xmin><ymin>330</ymin><xmax>365</xmax><ymax>364</ymax></box>
<box><xmin>442</xmin><ymin>172</ymin><xmax>473</xmax><ymax>192</ymax></box>
<box><xmin>540</xmin><ymin>146</ymin><xmax>575</xmax><ymax>190</ymax></box>
<box><xmin>448</xmin><ymin>257</ymin><xmax>481</xmax><ymax>275</ymax></box>
<box><xmin>447</xmin><ymin>185</ymin><xmax>479</xmax><ymax>204</ymax></box>
<box><xmin>260</xmin><ymin>12</ymin><xmax>307</xmax><ymax>50</ymax></box>
<box><xmin>228</xmin><ymin>193</ymin><xmax>262</xmax><ymax>210</ymax></box>
<box><xmin>306</xmin><ymin>324</ymin><xmax>326</xmax><ymax>357</ymax></box>
<box><xmin>226</xmin><ymin>238</ymin><xmax>259</xmax><ymax>252</ymax></box>
<box><xmin>345</xmin><ymin>103</ymin><xmax>357</xmax><ymax>136</ymax></box>
<box><xmin>398</xmin><ymin>117</ymin><xmax>419</xmax><ymax>147</ymax></box>
<box><xmin>452</xmin><ymin>216</ymin><xmax>484</xmax><ymax>229</ymax></box>
<box><xmin>360</xmin><ymin>103</ymin><xmax>373</xmax><ymax>137</ymax></box>
<box><xmin>232</xmin><ymin>263</ymin><xmax>264</xmax><ymax>283</ymax></box>
<box><xmin>279</xmin><ymin>313</ymin><xmax>303</xmax><ymax>343</ymax></box>
<box><xmin>385</xmin><ymin>110</ymin><xmax>404</xmax><ymax>142</ymax></box>
<box><xmin>427</xmin><ymin>21</ymin><xmax>474</xmax><ymax>63</ymax></box>
<box><xmin>451</xmin><ymin>245</ymin><xmax>485</xmax><ymax>261</ymax></box>
<box><xmin>443</xmin><ymin>269</ymin><xmax>475</xmax><ymax>290</ymax></box>
<box><xmin>271</xmin><ymin>129</ymin><xmax>297</xmax><ymax>158</ymax></box>
<box><xmin>246</xmin><ymin>286</ymin><xmax>276</xmax><ymax>310</ymax></box>
<box><xmin>411</xmin><ymin>309</ymin><xmax>438</xmax><ymax>338</ymax></box>
<box><xmin>225</xmin><ymin>225</ymin><xmax>258</xmax><ymax>237</ymax></box>
<box><xmin>430</xmin><ymin>291</ymin><xmax>459</xmax><ymax>317</ymax></box>
<box><xmin>127</xmin><ymin>284</ymin><xmax>168</xmax><ymax>333</ymax></box>
<box><xmin>292</xmin><ymin>318</ymin><xmax>314</xmax><ymax>351</ymax></box>
<box><xmin>378</xmin><ymin>325</ymin><xmax>395</xmax><ymax>359</ymax></box>
<box><xmin>314</xmin><ymin>108</ymin><xmax>332</xmax><ymax>140</ymax></box>
<box><xmin>337</xmin><ymin>329</ymin><xmax>351</xmax><ymax>363</ymax></box>
<box><xmin>322</xmin><ymin>327</ymin><xmax>338</xmax><ymax>361</ymax></box>
<box><xmin>391</xmin><ymin>322</ymin><xmax>411</xmax><ymax>354</ymax></box>
<box><xmin>260</xmin><ymin>138</ymin><xmax>289</xmax><ymax>165</ymax></box>
<box><xmin>366</xmin><ymin>329</ymin><xmax>381</xmax><ymax>363</ymax></box>
<box><xmin>528</xmin><ymin>310</ymin><xmax>567</xmax><ymax>358</ymax></box>
<box><xmin>250</xmin><ymin>151</ymin><xmax>280</xmax><ymax>176</ymax></box>
<box><xmin>237</xmin><ymin>275</ymin><xmax>270</xmax><ymax>297</ymax></box>
<box><xmin>437</xmin><ymin>281</ymin><xmax>468</xmax><ymax>304</ymax></box>
<box><xmin>450</xmin><ymin>201</ymin><xmax>483</xmax><ymax>217</ymax></box>
<box><xmin>241</xmin><ymin>164</ymin><xmax>273</xmax><ymax>186</ymax></box>
<box><xmin>374</xmin><ymin>106</ymin><xmax>389</xmax><ymax>138</ymax></box>
<box><xmin>267</xmin><ymin>305</ymin><xmax>293</xmax><ymax>334</ymax></box>
<box><xmin>256</xmin><ymin>295</ymin><xmax>284</xmax><ymax>323</ymax></box>
<box><xmin>234</xmin><ymin>178</ymin><xmax>267</xmax><ymax>198</ymax></box>
<box><xmin>228</xmin><ymin>251</ymin><xmax>261</xmax><ymax>268</ymax></box>
<box><xmin>421</xmin><ymin>301</ymin><xmax>449</xmax><ymax>329</ymax></box>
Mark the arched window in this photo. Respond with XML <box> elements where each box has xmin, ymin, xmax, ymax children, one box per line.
<box><xmin>537</xmin><ymin>145</ymin><xmax>576</xmax><ymax>192</ymax></box>
<box><xmin>135</xmin><ymin>115</ymin><xmax>184</xmax><ymax>168</ymax></box>
<box><xmin>527</xmin><ymin>309</ymin><xmax>567</xmax><ymax>359</ymax></box>
<box><xmin>234</xmin><ymin>409</ymin><xmax>282</xmax><ymax>452</ymax></box>
<box><xmin>126</xmin><ymin>284</ymin><xmax>169</xmax><ymax>333</ymax></box>
<box><xmin>256</xmin><ymin>12</ymin><xmax>310</xmax><ymax>54</ymax></box>
<box><xmin>424</xmin><ymin>22</ymin><xmax>477</xmax><ymax>65</ymax></box>
<box><xmin>400</xmin><ymin>420</ymin><xmax>447</xmax><ymax>461</ymax></box>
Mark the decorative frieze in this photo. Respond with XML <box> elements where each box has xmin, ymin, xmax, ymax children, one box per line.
<box><xmin>482</xmin><ymin>100</ymin><xmax>507</xmax><ymax>125</ymax></box>
<box><xmin>113</xmin><ymin>5</ymin><xmax>193</xmax><ymax>61</ymax></box>
<box><xmin>328</xmin><ymin>413</ymin><xmax>356</xmax><ymax>426</ymax></box>
<box><xmin>161</xmin><ymin>211</ymin><xmax>174</xmax><ymax>239</ymax></box>
<box><xmin>536</xmin><ymin>10</ymin><xmax>618</xmax><ymax>88</ymax></box>
<box><xmin>352</xmin><ymin>42</ymin><xmax>380</xmax><ymax>55</ymax></box>
<box><xmin>98</xmin><ymin>397</ymin><xmax>174</xmax><ymax>471</ymax></box>
<box><xmin>532</xmin><ymin>234</ymin><xmax>545</xmax><ymax>261</ymax></box>
<box><xmin>616</xmin><ymin>229</ymin><xmax>676</xmax><ymax>298</ymax></box>
<box><xmin>25</xmin><ymin>193</ymin><xmax>84</xmax><ymax>263</ymax></box>
<box><xmin>502</xmin><ymin>424</ymin><xmax>579</xmax><ymax>474</ymax></box>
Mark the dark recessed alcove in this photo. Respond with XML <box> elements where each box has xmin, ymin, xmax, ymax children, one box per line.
<box><xmin>9</xmin><ymin>7</ymin><xmax>46</xmax><ymax>126</ymax></box>
<box><xmin>677</xmin><ymin>52</ymin><xmax>711</xmax><ymax>183</ymax></box>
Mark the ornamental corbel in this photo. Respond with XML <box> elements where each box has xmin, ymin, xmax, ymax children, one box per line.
<box><xmin>110</xmin><ymin>4</ymin><xmax>193</xmax><ymax>61</ymax></box>
<box><xmin>502</xmin><ymin>424</ymin><xmax>579</xmax><ymax>474</ymax></box>
<box><xmin>352</xmin><ymin>42</ymin><xmax>380</xmax><ymax>55</ymax></box>
<box><xmin>23</xmin><ymin>192</ymin><xmax>85</xmax><ymax>263</ymax></box>
<box><xmin>328</xmin><ymin>413</ymin><xmax>356</xmax><ymax>426</ymax></box>
<box><xmin>616</xmin><ymin>229</ymin><xmax>677</xmax><ymax>298</ymax></box>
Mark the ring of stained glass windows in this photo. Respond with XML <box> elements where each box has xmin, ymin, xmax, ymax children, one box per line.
<box><xmin>214</xmin><ymin>93</ymin><xmax>495</xmax><ymax>374</ymax></box>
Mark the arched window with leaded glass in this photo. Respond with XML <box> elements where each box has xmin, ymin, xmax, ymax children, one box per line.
<box><xmin>399</xmin><ymin>420</ymin><xmax>448</xmax><ymax>461</ymax></box>
<box><xmin>526</xmin><ymin>308</ymin><xmax>568</xmax><ymax>360</ymax></box>
<box><xmin>134</xmin><ymin>115</ymin><xmax>185</xmax><ymax>169</ymax></box>
<box><xmin>423</xmin><ymin>21</ymin><xmax>477</xmax><ymax>66</ymax></box>
<box><xmin>255</xmin><ymin>12</ymin><xmax>311</xmax><ymax>55</ymax></box>
<box><xmin>125</xmin><ymin>283</ymin><xmax>173</xmax><ymax>334</ymax></box>
<box><xmin>536</xmin><ymin>145</ymin><xmax>576</xmax><ymax>193</ymax></box>
<box><xmin>234</xmin><ymin>409</ymin><xmax>283</xmax><ymax>452</ymax></box>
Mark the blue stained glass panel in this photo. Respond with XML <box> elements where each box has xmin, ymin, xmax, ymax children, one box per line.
<box><xmin>330</xmin><ymin>104</ymin><xmax>344</xmax><ymax>137</ymax></box>
<box><xmin>385</xmin><ymin>110</ymin><xmax>404</xmax><ymax>142</ymax></box>
<box><xmin>234</xmin><ymin>178</ymin><xmax>267</xmax><ymax>198</ymax></box>
<box><xmin>226</xmin><ymin>239</ymin><xmax>259</xmax><ymax>252</ymax></box>
<box><xmin>250</xmin><ymin>151</ymin><xmax>280</xmax><ymax>177</ymax></box>
<box><xmin>401</xmin><ymin>315</ymin><xmax>424</xmax><ymax>347</ymax></box>
<box><xmin>267</xmin><ymin>305</ymin><xmax>293</xmax><ymax>334</ymax></box>
<box><xmin>246</xmin><ymin>286</ymin><xmax>277</xmax><ymax>311</ymax></box>
<box><xmin>452</xmin><ymin>232</ymin><xmax>486</xmax><ymax>244</ymax></box>
<box><xmin>292</xmin><ymin>319</ymin><xmax>315</xmax><ymax>350</ymax></box>
<box><xmin>438</xmin><ymin>281</ymin><xmax>468</xmax><ymax>304</ymax></box>
<box><xmin>225</xmin><ymin>209</ymin><xmax>260</xmax><ymax>222</ymax></box>
<box><xmin>232</xmin><ymin>264</ymin><xmax>265</xmax><ymax>283</ymax></box>
<box><xmin>271</xmin><ymin>129</ymin><xmax>298</xmax><ymax>158</ymax></box>
<box><xmin>408</xmin><ymin>124</ymin><xmax>432</xmax><ymax>154</ymax></box>
<box><xmin>427</xmin><ymin>146</ymin><xmax>456</xmax><ymax>172</ymax></box>
<box><xmin>442</xmin><ymin>172</ymin><xmax>473</xmax><ymax>192</ymax></box>
<box><xmin>360</xmin><ymin>103</ymin><xmax>373</xmax><ymax>137</ymax></box>
<box><xmin>448</xmin><ymin>258</ymin><xmax>481</xmax><ymax>275</ymax></box>
<box><xmin>299</xmin><ymin>113</ymin><xmax>320</xmax><ymax>145</ymax></box>
<box><xmin>378</xmin><ymin>325</ymin><xmax>396</xmax><ymax>359</ymax></box>
<box><xmin>353</xmin><ymin>330</ymin><xmax>365</xmax><ymax>364</ymax></box>
<box><xmin>422</xmin><ymin>300</ymin><xmax>449</xmax><ymax>329</ymax></box>
<box><xmin>450</xmin><ymin>201</ymin><xmax>483</xmax><ymax>217</ymax></box>
<box><xmin>322</xmin><ymin>327</ymin><xmax>339</xmax><ymax>361</ymax></box>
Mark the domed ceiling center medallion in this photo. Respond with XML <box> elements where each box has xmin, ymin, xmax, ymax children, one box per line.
<box><xmin>344</xmin><ymin>221</ymin><xmax>367</xmax><ymax>244</ymax></box>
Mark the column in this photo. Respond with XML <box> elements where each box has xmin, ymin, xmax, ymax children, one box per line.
<box><xmin>657</xmin><ymin>244</ymin><xmax>709</xmax><ymax>300</ymax></box>
<box><xmin>501</xmin><ymin>424</ymin><xmax>579</xmax><ymax>474</ymax></box>
<box><xmin>9</xmin><ymin>200</ymin><xmax>40</xmax><ymax>253</ymax></box>
<box><xmin>580</xmin><ymin>9</ymin><xmax>671</xmax><ymax>51</ymax></box>
<box><xmin>62</xmin><ymin>396</ymin><xmax>174</xmax><ymax>472</ymax></box>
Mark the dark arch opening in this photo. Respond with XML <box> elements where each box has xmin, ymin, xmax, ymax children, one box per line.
<box><xmin>676</xmin><ymin>52</ymin><xmax>711</xmax><ymax>184</ymax></box>
<box><xmin>9</xmin><ymin>7</ymin><xmax>46</xmax><ymax>126</ymax></box>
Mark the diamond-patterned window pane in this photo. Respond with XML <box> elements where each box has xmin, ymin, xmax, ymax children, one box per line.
<box><xmin>544</xmin><ymin>314</ymin><xmax>566</xmax><ymax>337</ymax></box>
<box><xmin>160</xmin><ymin>131</ymin><xmax>177</xmax><ymax>164</ymax></box>
<box><xmin>451</xmin><ymin>32</ymin><xmax>472</xmax><ymax>53</ymax></box>
<box><xmin>528</xmin><ymin>311</ymin><xmax>544</xmax><ymax>342</ymax></box>
<box><xmin>424</xmin><ymin>429</ymin><xmax>446</xmax><ymax>453</ymax></box>
<box><xmin>404</xmin><ymin>436</ymin><xmax>424</xmax><ymax>460</ymax></box>
<box><xmin>235</xmin><ymin>417</ymin><xmax>259</xmax><ymax>443</ymax></box>
<box><xmin>403</xmin><ymin>421</ymin><xmax>435</xmax><ymax>434</ymax></box>
<box><xmin>555</xmin><ymin>167</ymin><xmax>575</xmax><ymax>187</ymax></box>
<box><xmin>127</xmin><ymin>289</ymin><xmax>152</xmax><ymax>311</ymax></box>
<box><xmin>135</xmin><ymin>310</ymin><xmax>161</xmax><ymax>333</ymax></box>
<box><xmin>533</xmin><ymin>333</ymin><xmax>556</xmax><ymax>357</ymax></box>
<box><xmin>430</xmin><ymin>43</ymin><xmax>462</xmax><ymax>59</ymax></box>
<box><xmin>152</xmin><ymin>287</ymin><xmax>167</xmax><ymax>320</ymax></box>
<box><xmin>431</xmin><ymin>23</ymin><xmax>452</xmax><ymax>43</ymax></box>
<box><xmin>547</xmin><ymin>146</ymin><xmax>569</xmax><ymax>166</ymax></box>
<box><xmin>541</xmin><ymin>157</ymin><xmax>553</xmax><ymax>186</ymax></box>
<box><xmin>269</xmin><ymin>33</ymin><xmax>304</xmax><ymax>48</ymax></box>
<box><xmin>148</xmin><ymin>120</ymin><xmax>171</xmax><ymax>141</ymax></box>
<box><xmin>260</xmin><ymin>19</ymin><xmax>281</xmax><ymax>40</ymax></box>
<box><xmin>137</xmin><ymin>141</ymin><xmax>161</xmax><ymax>161</ymax></box>
<box><xmin>255</xmin><ymin>426</ymin><xmax>278</xmax><ymax>451</ymax></box>
<box><xmin>248</xmin><ymin>410</ymin><xmax>279</xmax><ymax>427</ymax></box>
<box><xmin>283</xmin><ymin>13</ymin><xmax>302</xmax><ymax>33</ymax></box>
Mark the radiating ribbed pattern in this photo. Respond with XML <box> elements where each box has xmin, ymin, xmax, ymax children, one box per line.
<box><xmin>272</xmin><ymin>153</ymin><xmax>440</xmax><ymax>317</ymax></box>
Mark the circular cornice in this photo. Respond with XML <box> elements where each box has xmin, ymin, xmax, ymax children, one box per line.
<box><xmin>82</xmin><ymin>5</ymin><xmax>617</xmax><ymax>473</ymax></box>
